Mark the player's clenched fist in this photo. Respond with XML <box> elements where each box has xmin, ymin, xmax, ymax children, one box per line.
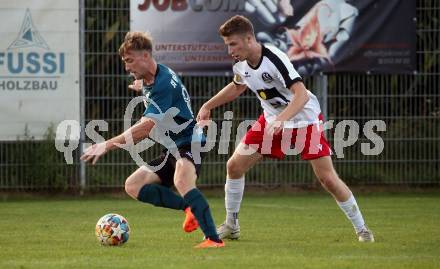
<box><xmin>128</xmin><ymin>79</ymin><xmax>143</xmax><ymax>92</ymax></box>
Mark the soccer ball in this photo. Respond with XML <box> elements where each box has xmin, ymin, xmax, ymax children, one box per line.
<box><xmin>95</xmin><ymin>213</ymin><xmax>130</xmax><ymax>246</ymax></box>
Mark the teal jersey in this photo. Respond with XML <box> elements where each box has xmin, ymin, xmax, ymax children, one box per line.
<box><xmin>142</xmin><ymin>64</ymin><xmax>205</xmax><ymax>149</ymax></box>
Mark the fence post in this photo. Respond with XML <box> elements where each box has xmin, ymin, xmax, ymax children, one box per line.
<box><xmin>79</xmin><ymin>0</ymin><xmax>86</xmax><ymax>195</ymax></box>
<box><xmin>314</xmin><ymin>73</ymin><xmax>328</xmax><ymax>120</ymax></box>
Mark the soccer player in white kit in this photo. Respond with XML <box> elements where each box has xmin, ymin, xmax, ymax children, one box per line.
<box><xmin>196</xmin><ymin>15</ymin><xmax>374</xmax><ymax>243</ymax></box>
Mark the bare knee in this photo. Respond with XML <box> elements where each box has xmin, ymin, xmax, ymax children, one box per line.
<box><xmin>227</xmin><ymin>158</ymin><xmax>243</xmax><ymax>179</ymax></box>
<box><xmin>174</xmin><ymin>177</ymin><xmax>194</xmax><ymax>196</ymax></box>
<box><xmin>125</xmin><ymin>178</ymin><xmax>142</xmax><ymax>199</ymax></box>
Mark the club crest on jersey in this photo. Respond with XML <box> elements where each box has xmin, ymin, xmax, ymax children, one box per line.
<box><xmin>262</xmin><ymin>72</ymin><xmax>273</xmax><ymax>83</ymax></box>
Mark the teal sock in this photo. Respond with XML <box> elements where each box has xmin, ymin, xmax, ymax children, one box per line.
<box><xmin>183</xmin><ymin>188</ymin><xmax>220</xmax><ymax>242</ymax></box>
<box><xmin>137</xmin><ymin>184</ymin><xmax>187</xmax><ymax>210</ymax></box>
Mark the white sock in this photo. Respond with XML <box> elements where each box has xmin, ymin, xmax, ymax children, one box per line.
<box><xmin>337</xmin><ymin>194</ymin><xmax>366</xmax><ymax>233</ymax></box>
<box><xmin>225</xmin><ymin>176</ymin><xmax>245</xmax><ymax>227</ymax></box>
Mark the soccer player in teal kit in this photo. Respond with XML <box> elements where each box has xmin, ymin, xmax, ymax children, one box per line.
<box><xmin>81</xmin><ymin>31</ymin><xmax>224</xmax><ymax>248</ymax></box>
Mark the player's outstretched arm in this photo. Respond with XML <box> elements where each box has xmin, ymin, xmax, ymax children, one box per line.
<box><xmin>80</xmin><ymin>117</ymin><xmax>155</xmax><ymax>164</ymax></box>
<box><xmin>108</xmin><ymin>117</ymin><xmax>155</xmax><ymax>149</ymax></box>
<box><xmin>196</xmin><ymin>82</ymin><xmax>247</xmax><ymax>123</ymax></box>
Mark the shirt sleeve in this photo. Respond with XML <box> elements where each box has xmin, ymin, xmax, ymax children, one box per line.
<box><xmin>274</xmin><ymin>54</ymin><xmax>302</xmax><ymax>88</ymax></box>
<box><xmin>232</xmin><ymin>63</ymin><xmax>245</xmax><ymax>85</ymax></box>
<box><xmin>265</xmin><ymin>46</ymin><xmax>303</xmax><ymax>88</ymax></box>
<box><xmin>143</xmin><ymin>84</ymin><xmax>173</xmax><ymax>121</ymax></box>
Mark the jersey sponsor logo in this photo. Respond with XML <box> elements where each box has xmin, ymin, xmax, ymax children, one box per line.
<box><xmin>258</xmin><ymin>91</ymin><xmax>267</xmax><ymax>100</ymax></box>
<box><xmin>261</xmin><ymin>72</ymin><xmax>273</xmax><ymax>83</ymax></box>
<box><xmin>244</xmin><ymin>71</ymin><xmax>251</xmax><ymax>78</ymax></box>
<box><xmin>256</xmin><ymin>87</ymin><xmax>289</xmax><ymax>108</ymax></box>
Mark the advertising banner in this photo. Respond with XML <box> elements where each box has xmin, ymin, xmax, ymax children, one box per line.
<box><xmin>0</xmin><ymin>0</ymin><xmax>79</xmax><ymax>140</ymax></box>
<box><xmin>131</xmin><ymin>0</ymin><xmax>415</xmax><ymax>75</ymax></box>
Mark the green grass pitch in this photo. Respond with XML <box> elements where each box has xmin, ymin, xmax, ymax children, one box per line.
<box><xmin>1</xmin><ymin>193</ymin><xmax>439</xmax><ymax>269</ymax></box>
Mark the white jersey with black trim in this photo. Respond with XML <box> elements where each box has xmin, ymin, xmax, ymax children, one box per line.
<box><xmin>233</xmin><ymin>44</ymin><xmax>321</xmax><ymax>128</ymax></box>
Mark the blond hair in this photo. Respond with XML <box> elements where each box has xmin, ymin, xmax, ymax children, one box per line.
<box><xmin>119</xmin><ymin>31</ymin><xmax>153</xmax><ymax>56</ymax></box>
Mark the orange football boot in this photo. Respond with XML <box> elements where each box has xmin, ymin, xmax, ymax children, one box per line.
<box><xmin>194</xmin><ymin>238</ymin><xmax>225</xmax><ymax>249</ymax></box>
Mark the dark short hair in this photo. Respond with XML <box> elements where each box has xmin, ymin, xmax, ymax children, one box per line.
<box><xmin>119</xmin><ymin>31</ymin><xmax>153</xmax><ymax>56</ymax></box>
<box><xmin>219</xmin><ymin>15</ymin><xmax>255</xmax><ymax>37</ymax></box>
